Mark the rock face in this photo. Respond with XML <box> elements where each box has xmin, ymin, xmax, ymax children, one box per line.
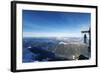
<box><xmin>78</xmin><ymin>55</ymin><xmax>89</xmax><ymax>60</ymax></box>
<box><xmin>54</xmin><ymin>43</ymin><xmax>89</xmax><ymax>60</ymax></box>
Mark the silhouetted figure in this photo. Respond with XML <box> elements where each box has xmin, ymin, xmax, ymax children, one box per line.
<box><xmin>84</xmin><ymin>34</ymin><xmax>87</xmax><ymax>44</ymax></box>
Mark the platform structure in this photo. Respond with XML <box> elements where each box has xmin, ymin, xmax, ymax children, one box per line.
<box><xmin>81</xmin><ymin>27</ymin><xmax>91</xmax><ymax>57</ymax></box>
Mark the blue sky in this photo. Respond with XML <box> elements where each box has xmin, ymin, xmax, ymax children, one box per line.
<box><xmin>22</xmin><ymin>10</ymin><xmax>90</xmax><ymax>37</ymax></box>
